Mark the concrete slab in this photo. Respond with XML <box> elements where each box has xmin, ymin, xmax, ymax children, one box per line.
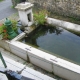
<box><xmin>0</xmin><ymin>47</ymin><xmax>56</xmax><ymax>80</ymax></box>
<box><xmin>0</xmin><ymin>73</ymin><xmax>8</xmax><ymax>80</ymax></box>
<box><xmin>3</xmin><ymin>56</ymin><xmax>55</xmax><ymax>80</ymax></box>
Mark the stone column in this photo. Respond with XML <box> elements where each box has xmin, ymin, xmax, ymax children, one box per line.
<box><xmin>15</xmin><ymin>2</ymin><xmax>34</xmax><ymax>27</ymax></box>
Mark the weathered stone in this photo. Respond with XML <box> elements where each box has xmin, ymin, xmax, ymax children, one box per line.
<box><xmin>27</xmin><ymin>0</ymin><xmax>80</xmax><ymax>18</ymax></box>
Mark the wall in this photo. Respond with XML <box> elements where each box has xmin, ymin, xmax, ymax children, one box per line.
<box><xmin>27</xmin><ymin>0</ymin><xmax>80</xmax><ymax>18</ymax></box>
<box><xmin>46</xmin><ymin>17</ymin><xmax>80</xmax><ymax>33</ymax></box>
<box><xmin>1</xmin><ymin>40</ymin><xmax>80</xmax><ymax>80</ymax></box>
<box><xmin>0</xmin><ymin>31</ymin><xmax>80</xmax><ymax>79</ymax></box>
<box><xmin>0</xmin><ymin>40</ymin><xmax>11</xmax><ymax>51</ymax></box>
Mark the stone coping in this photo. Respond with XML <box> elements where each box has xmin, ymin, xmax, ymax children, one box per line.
<box><xmin>15</xmin><ymin>2</ymin><xmax>34</xmax><ymax>11</ymax></box>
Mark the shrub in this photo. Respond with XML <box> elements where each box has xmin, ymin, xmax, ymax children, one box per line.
<box><xmin>0</xmin><ymin>20</ymin><xmax>18</xmax><ymax>40</ymax></box>
<box><xmin>0</xmin><ymin>24</ymin><xmax>7</xmax><ymax>40</ymax></box>
<box><xmin>33</xmin><ymin>10</ymin><xmax>48</xmax><ymax>26</ymax></box>
<box><xmin>0</xmin><ymin>0</ymin><xmax>3</xmax><ymax>2</ymax></box>
<box><xmin>11</xmin><ymin>20</ymin><xmax>18</xmax><ymax>32</ymax></box>
<box><xmin>0</xmin><ymin>24</ymin><xmax>5</xmax><ymax>34</ymax></box>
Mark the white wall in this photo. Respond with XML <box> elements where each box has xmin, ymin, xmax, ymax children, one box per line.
<box><xmin>9</xmin><ymin>41</ymin><xmax>28</xmax><ymax>60</ymax></box>
<box><xmin>0</xmin><ymin>40</ymin><xmax>10</xmax><ymax>51</ymax></box>
<box><xmin>0</xmin><ymin>40</ymin><xmax>80</xmax><ymax>80</ymax></box>
<box><xmin>47</xmin><ymin>18</ymin><xmax>80</xmax><ymax>32</ymax></box>
<box><xmin>16</xmin><ymin>3</ymin><xmax>34</xmax><ymax>26</ymax></box>
<box><xmin>52</xmin><ymin>58</ymin><xmax>80</xmax><ymax>80</ymax></box>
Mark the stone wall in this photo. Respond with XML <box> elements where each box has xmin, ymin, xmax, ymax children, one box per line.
<box><xmin>11</xmin><ymin>0</ymin><xmax>23</xmax><ymax>7</ymax></box>
<box><xmin>27</xmin><ymin>0</ymin><xmax>80</xmax><ymax>18</ymax></box>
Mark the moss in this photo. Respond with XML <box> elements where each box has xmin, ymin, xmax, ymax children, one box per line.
<box><xmin>48</xmin><ymin>11</ymin><xmax>80</xmax><ymax>25</ymax></box>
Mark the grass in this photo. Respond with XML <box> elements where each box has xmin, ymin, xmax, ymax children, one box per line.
<box><xmin>0</xmin><ymin>0</ymin><xmax>3</xmax><ymax>2</ymax></box>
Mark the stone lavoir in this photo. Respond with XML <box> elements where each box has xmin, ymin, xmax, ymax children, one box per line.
<box><xmin>1</xmin><ymin>1</ymin><xmax>80</xmax><ymax>80</ymax></box>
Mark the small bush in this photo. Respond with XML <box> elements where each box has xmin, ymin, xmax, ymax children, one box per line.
<box><xmin>33</xmin><ymin>10</ymin><xmax>49</xmax><ymax>26</ymax></box>
<box><xmin>0</xmin><ymin>20</ymin><xmax>18</xmax><ymax>40</ymax></box>
<box><xmin>11</xmin><ymin>20</ymin><xmax>18</xmax><ymax>32</ymax></box>
<box><xmin>0</xmin><ymin>24</ymin><xmax>6</xmax><ymax>34</ymax></box>
<box><xmin>0</xmin><ymin>0</ymin><xmax>3</xmax><ymax>2</ymax></box>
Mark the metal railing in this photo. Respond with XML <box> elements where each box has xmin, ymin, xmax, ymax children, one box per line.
<box><xmin>0</xmin><ymin>52</ymin><xmax>7</xmax><ymax>68</ymax></box>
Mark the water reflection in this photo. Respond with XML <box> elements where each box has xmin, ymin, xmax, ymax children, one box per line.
<box><xmin>20</xmin><ymin>25</ymin><xmax>80</xmax><ymax>64</ymax></box>
<box><xmin>24</xmin><ymin>25</ymin><xmax>63</xmax><ymax>47</ymax></box>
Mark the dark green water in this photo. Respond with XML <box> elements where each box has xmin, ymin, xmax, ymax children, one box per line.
<box><xmin>20</xmin><ymin>26</ymin><xmax>80</xmax><ymax>65</ymax></box>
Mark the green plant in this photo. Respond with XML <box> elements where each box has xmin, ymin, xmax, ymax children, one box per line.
<box><xmin>33</xmin><ymin>10</ymin><xmax>48</xmax><ymax>25</ymax></box>
<box><xmin>11</xmin><ymin>20</ymin><xmax>18</xmax><ymax>32</ymax></box>
<box><xmin>0</xmin><ymin>24</ymin><xmax>7</xmax><ymax>40</ymax></box>
<box><xmin>0</xmin><ymin>24</ymin><xmax>6</xmax><ymax>34</ymax></box>
<box><xmin>0</xmin><ymin>0</ymin><xmax>3</xmax><ymax>2</ymax></box>
<box><xmin>0</xmin><ymin>20</ymin><xmax>18</xmax><ymax>40</ymax></box>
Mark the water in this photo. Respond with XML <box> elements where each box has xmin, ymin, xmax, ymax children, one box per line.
<box><xmin>20</xmin><ymin>25</ymin><xmax>80</xmax><ymax>65</ymax></box>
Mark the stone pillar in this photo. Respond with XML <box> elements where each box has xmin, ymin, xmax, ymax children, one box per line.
<box><xmin>15</xmin><ymin>2</ymin><xmax>34</xmax><ymax>27</ymax></box>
